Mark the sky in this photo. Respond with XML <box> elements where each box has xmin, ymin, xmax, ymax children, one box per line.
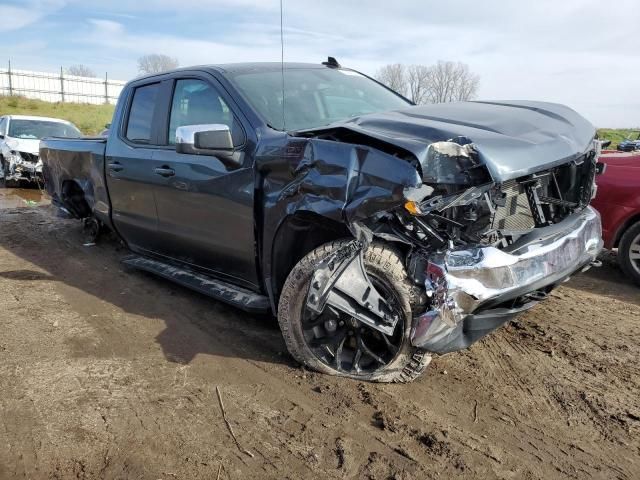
<box><xmin>1</xmin><ymin>0</ymin><xmax>639</xmax><ymax>127</ymax></box>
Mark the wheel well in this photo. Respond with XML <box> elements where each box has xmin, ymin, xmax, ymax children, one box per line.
<box><xmin>271</xmin><ymin>212</ymin><xmax>351</xmax><ymax>298</ymax></box>
<box><xmin>61</xmin><ymin>180</ymin><xmax>91</xmax><ymax>218</ymax></box>
<box><xmin>614</xmin><ymin>213</ymin><xmax>640</xmax><ymax>248</ymax></box>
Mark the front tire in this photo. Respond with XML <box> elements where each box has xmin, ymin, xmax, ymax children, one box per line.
<box><xmin>619</xmin><ymin>221</ymin><xmax>640</xmax><ymax>287</ymax></box>
<box><xmin>277</xmin><ymin>240</ymin><xmax>431</xmax><ymax>383</ymax></box>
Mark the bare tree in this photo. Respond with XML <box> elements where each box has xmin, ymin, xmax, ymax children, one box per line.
<box><xmin>66</xmin><ymin>65</ymin><xmax>96</xmax><ymax>77</ymax></box>
<box><xmin>375</xmin><ymin>64</ymin><xmax>407</xmax><ymax>96</ymax></box>
<box><xmin>137</xmin><ymin>54</ymin><xmax>179</xmax><ymax>74</ymax></box>
<box><xmin>424</xmin><ymin>61</ymin><xmax>479</xmax><ymax>103</ymax></box>
<box><xmin>406</xmin><ymin>64</ymin><xmax>430</xmax><ymax>104</ymax></box>
<box><xmin>375</xmin><ymin>61</ymin><xmax>479</xmax><ymax>104</ymax></box>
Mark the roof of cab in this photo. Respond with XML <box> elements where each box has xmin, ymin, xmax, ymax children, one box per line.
<box><xmin>131</xmin><ymin>62</ymin><xmax>333</xmax><ymax>83</ymax></box>
<box><xmin>207</xmin><ymin>62</ymin><xmax>328</xmax><ymax>74</ymax></box>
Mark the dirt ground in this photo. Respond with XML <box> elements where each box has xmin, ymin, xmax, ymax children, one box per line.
<box><xmin>0</xmin><ymin>187</ymin><xmax>639</xmax><ymax>480</ymax></box>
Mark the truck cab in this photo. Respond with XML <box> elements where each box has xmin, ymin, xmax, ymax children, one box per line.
<box><xmin>104</xmin><ymin>71</ymin><xmax>261</xmax><ymax>289</ymax></box>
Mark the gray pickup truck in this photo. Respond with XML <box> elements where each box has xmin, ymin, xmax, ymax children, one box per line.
<box><xmin>40</xmin><ymin>60</ymin><xmax>603</xmax><ymax>382</ymax></box>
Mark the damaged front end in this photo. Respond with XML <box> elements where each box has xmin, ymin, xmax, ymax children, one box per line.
<box><xmin>400</xmin><ymin>138</ymin><xmax>603</xmax><ymax>352</ymax></box>
<box><xmin>292</xmin><ymin>125</ymin><xmax>603</xmax><ymax>355</ymax></box>
<box><xmin>1</xmin><ymin>150</ymin><xmax>43</xmax><ymax>184</ymax></box>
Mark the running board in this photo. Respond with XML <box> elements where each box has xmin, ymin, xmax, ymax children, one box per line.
<box><xmin>122</xmin><ymin>255</ymin><xmax>270</xmax><ymax>314</ymax></box>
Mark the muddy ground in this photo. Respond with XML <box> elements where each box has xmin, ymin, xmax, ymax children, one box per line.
<box><xmin>0</xmin><ymin>187</ymin><xmax>638</xmax><ymax>480</ymax></box>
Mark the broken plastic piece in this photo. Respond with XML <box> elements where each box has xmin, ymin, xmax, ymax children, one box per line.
<box><xmin>306</xmin><ymin>241</ymin><xmax>399</xmax><ymax>336</ymax></box>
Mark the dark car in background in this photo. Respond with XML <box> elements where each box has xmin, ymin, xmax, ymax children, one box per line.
<box><xmin>616</xmin><ymin>131</ymin><xmax>640</xmax><ymax>152</ymax></box>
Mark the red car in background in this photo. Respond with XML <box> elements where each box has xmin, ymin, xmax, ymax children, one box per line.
<box><xmin>592</xmin><ymin>151</ymin><xmax>640</xmax><ymax>285</ymax></box>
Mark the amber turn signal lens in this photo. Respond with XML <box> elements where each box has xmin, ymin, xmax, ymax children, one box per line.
<box><xmin>404</xmin><ymin>201</ymin><xmax>421</xmax><ymax>215</ymax></box>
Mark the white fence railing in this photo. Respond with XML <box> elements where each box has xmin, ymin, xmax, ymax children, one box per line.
<box><xmin>0</xmin><ymin>62</ymin><xmax>126</xmax><ymax>105</ymax></box>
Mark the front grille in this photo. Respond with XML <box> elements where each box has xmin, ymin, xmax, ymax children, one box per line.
<box><xmin>19</xmin><ymin>152</ymin><xmax>38</xmax><ymax>163</ymax></box>
<box><xmin>491</xmin><ymin>151</ymin><xmax>597</xmax><ymax>232</ymax></box>
<box><xmin>492</xmin><ymin>180</ymin><xmax>535</xmax><ymax>231</ymax></box>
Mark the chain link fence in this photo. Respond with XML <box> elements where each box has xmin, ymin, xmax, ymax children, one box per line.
<box><xmin>0</xmin><ymin>61</ymin><xmax>126</xmax><ymax>105</ymax></box>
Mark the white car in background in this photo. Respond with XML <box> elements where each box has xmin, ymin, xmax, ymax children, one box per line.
<box><xmin>0</xmin><ymin>115</ymin><xmax>82</xmax><ymax>187</ymax></box>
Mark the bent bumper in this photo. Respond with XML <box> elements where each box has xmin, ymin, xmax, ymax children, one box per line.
<box><xmin>4</xmin><ymin>157</ymin><xmax>42</xmax><ymax>182</ymax></box>
<box><xmin>411</xmin><ymin>206</ymin><xmax>603</xmax><ymax>353</ymax></box>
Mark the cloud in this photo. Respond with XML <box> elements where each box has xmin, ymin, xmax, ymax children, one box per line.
<box><xmin>88</xmin><ymin>18</ymin><xmax>126</xmax><ymax>35</ymax></box>
<box><xmin>0</xmin><ymin>0</ymin><xmax>66</xmax><ymax>32</ymax></box>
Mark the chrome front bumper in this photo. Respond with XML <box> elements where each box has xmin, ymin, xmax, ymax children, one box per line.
<box><xmin>411</xmin><ymin>206</ymin><xmax>603</xmax><ymax>352</ymax></box>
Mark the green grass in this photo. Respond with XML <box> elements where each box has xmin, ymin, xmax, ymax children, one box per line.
<box><xmin>0</xmin><ymin>96</ymin><xmax>115</xmax><ymax>135</ymax></box>
<box><xmin>597</xmin><ymin>128</ymin><xmax>639</xmax><ymax>149</ymax></box>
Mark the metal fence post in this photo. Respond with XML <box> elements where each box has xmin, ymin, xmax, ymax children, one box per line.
<box><xmin>104</xmin><ymin>72</ymin><xmax>109</xmax><ymax>104</ymax></box>
<box><xmin>8</xmin><ymin>60</ymin><xmax>13</xmax><ymax>96</ymax></box>
<box><xmin>60</xmin><ymin>66</ymin><xmax>65</xmax><ymax>102</ymax></box>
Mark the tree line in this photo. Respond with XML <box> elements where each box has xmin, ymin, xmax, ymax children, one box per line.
<box><xmin>375</xmin><ymin>61</ymin><xmax>480</xmax><ymax>104</ymax></box>
<box><xmin>64</xmin><ymin>54</ymin><xmax>180</xmax><ymax>78</ymax></box>
<box><xmin>64</xmin><ymin>56</ymin><xmax>480</xmax><ymax>106</ymax></box>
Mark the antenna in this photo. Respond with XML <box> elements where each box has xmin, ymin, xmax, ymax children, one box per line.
<box><xmin>280</xmin><ymin>0</ymin><xmax>286</xmax><ymax>131</ymax></box>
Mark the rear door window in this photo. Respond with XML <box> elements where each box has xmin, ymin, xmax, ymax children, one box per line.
<box><xmin>126</xmin><ymin>83</ymin><xmax>160</xmax><ymax>144</ymax></box>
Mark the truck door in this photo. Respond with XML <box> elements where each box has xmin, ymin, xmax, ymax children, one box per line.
<box><xmin>150</xmin><ymin>76</ymin><xmax>260</xmax><ymax>290</ymax></box>
<box><xmin>105</xmin><ymin>81</ymin><xmax>167</xmax><ymax>254</ymax></box>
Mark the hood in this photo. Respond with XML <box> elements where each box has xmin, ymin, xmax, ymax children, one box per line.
<box><xmin>305</xmin><ymin>100</ymin><xmax>596</xmax><ymax>183</ymax></box>
<box><xmin>5</xmin><ymin>137</ymin><xmax>40</xmax><ymax>155</ymax></box>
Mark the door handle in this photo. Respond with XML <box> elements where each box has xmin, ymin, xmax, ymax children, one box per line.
<box><xmin>154</xmin><ymin>166</ymin><xmax>175</xmax><ymax>177</ymax></box>
<box><xmin>107</xmin><ymin>161</ymin><xmax>123</xmax><ymax>173</ymax></box>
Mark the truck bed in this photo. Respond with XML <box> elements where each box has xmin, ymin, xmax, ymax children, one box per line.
<box><xmin>40</xmin><ymin>137</ymin><xmax>110</xmax><ymax>224</ymax></box>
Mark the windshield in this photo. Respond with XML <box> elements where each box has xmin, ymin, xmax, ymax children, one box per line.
<box><xmin>230</xmin><ymin>67</ymin><xmax>411</xmax><ymax>131</ymax></box>
<box><xmin>8</xmin><ymin>119</ymin><xmax>82</xmax><ymax>139</ymax></box>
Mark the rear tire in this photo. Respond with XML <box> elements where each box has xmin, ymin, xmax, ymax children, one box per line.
<box><xmin>277</xmin><ymin>240</ymin><xmax>431</xmax><ymax>383</ymax></box>
<box><xmin>619</xmin><ymin>221</ymin><xmax>640</xmax><ymax>287</ymax></box>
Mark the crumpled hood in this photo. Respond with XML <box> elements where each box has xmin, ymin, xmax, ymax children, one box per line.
<box><xmin>4</xmin><ymin>137</ymin><xmax>40</xmax><ymax>155</ymax></box>
<box><xmin>307</xmin><ymin>100</ymin><xmax>596</xmax><ymax>183</ymax></box>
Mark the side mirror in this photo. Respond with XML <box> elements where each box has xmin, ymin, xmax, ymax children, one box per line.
<box><xmin>0</xmin><ymin>134</ymin><xmax>4</xmax><ymax>139</ymax></box>
<box><xmin>105</xmin><ymin>123</ymin><xmax>111</xmax><ymax>129</ymax></box>
<box><xmin>175</xmin><ymin>124</ymin><xmax>241</xmax><ymax>168</ymax></box>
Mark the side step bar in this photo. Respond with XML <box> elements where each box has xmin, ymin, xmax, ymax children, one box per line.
<box><xmin>122</xmin><ymin>255</ymin><xmax>271</xmax><ymax>314</ymax></box>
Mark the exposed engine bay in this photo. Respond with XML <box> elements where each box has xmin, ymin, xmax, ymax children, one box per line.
<box><xmin>397</xmin><ymin>138</ymin><xmax>599</xmax><ymax>250</ymax></box>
